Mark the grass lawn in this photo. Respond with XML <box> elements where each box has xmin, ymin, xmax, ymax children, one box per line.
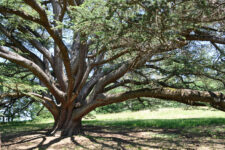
<box><xmin>0</xmin><ymin>118</ymin><xmax>53</xmax><ymax>137</ymax></box>
<box><xmin>1</xmin><ymin>107</ymin><xmax>225</xmax><ymax>136</ymax></box>
<box><xmin>84</xmin><ymin>107</ymin><xmax>225</xmax><ymax>128</ymax></box>
<box><xmin>1</xmin><ymin>107</ymin><xmax>225</xmax><ymax>150</ymax></box>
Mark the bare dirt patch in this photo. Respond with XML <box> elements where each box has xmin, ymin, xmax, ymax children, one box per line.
<box><xmin>2</xmin><ymin>125</ymin><xmax>225</xmax><ymax>150</ymax></box>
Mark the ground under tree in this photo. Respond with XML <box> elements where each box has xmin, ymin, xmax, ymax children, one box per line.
<box><xmin>0</xmin><ymin>0</ymin><xmax>225</xmax><ymax>136</ymax></box>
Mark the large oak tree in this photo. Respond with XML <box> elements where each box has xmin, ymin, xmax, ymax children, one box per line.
<box><xmin>0</xmin><ymin>0</ymin><xmax>225</xmax><ymax>136</ymax></box>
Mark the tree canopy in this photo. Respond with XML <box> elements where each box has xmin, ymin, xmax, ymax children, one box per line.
<box><xmin>0</xmin><ymin>0</ymin><xmax>225</xmax><ymax>136</ymax></box>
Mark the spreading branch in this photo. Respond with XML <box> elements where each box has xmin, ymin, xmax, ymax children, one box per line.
<box><xmin>97</xmin><ymin>88</ymin><xmax>225</xmax><ymax>111</ymax></box>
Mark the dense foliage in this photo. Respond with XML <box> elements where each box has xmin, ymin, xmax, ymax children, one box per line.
<box><xmin>0</xmin><ymin>0</ymin><xmax>224</xmax><ymax>135</ymax></box>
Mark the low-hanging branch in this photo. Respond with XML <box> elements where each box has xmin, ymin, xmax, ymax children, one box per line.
<box><xmin>97</xmin><ymin>88</ymin><xmax>225</xmax><ymax>111</ymax></box>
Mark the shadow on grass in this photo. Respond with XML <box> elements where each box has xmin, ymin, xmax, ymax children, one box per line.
<box><xmin>1</xmin><ymin>118</ymin><xmax>225</xmax><ymax>149</ymax></box>
<box><xmin>0</xmin><ymin>121</ymin><xmax>53</xmax><ymax>139</ymax></box>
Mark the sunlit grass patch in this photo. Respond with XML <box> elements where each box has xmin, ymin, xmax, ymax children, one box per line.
<box><xmin>91</xmin><ymin>108</ymin><xmax>225</xmax><ymax>121</ymax></box>
<box><xmin>84</xmin><ymin>107</ymin><xmax>225</xmax><ymax>129</ymax></box>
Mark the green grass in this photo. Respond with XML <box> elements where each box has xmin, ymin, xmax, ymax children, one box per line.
<box><xmin>83</xmin><ymin>118</ymin><xmax>225</xmax><ymax>129</ymax></box>
<box><xmin>1</xmin><ymin>108</ymin><xmax>225</xmax><ymax>137</ymax></box>
<box><xmin>83</xmin><ymin>108</ymin><xmax>225</xmax><ymax>129</ymax></box>
<box><xmin>0</xmin><ymin>118</ymin><xmax>53</xmax><ymax>136</ymax></box>
<box><xmin>92</xmin><ymin>108</ymin><xmax>225</xmax><ymax>120</ymax></box>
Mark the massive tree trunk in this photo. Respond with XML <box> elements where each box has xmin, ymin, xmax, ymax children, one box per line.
<box><xmin>47</xmin><ymin>101</ymin><xmax>93</xmax><ymax>137</ymax></box>
<box><xmin>49</xmin><ymin>108</ymin><xmax>83</xmax><ymax>136</ymax></box>
<box><xmin>51</xmin><ymin>117</ymin><xmax>83</xmax><ymax>136</ymax></box>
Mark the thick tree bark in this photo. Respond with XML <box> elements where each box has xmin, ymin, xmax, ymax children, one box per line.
<box><xmin>49</xmin><ymin>107</ymin><xmax>84</xmax><ymax>137</ymax></box>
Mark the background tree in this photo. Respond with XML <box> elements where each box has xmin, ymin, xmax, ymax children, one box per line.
<box><xmin>0</xmin><ymin>0</ymin><xmax>224</xmax><ymax>136</ymax></box>
<box><xmin>0</xmin><ymin>61</ymin><xmax>48</xmax><ymax>122</ymax></box>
